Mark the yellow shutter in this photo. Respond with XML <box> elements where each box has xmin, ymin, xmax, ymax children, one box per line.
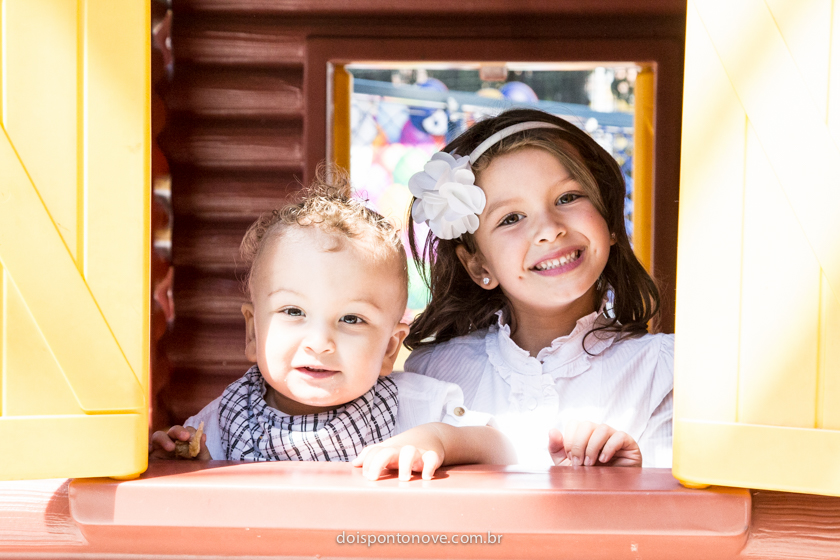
<box><xmin>0</xmin><ymin>0</ymin><xmax>149</xmax><ymax>480</ymax></box>
<box><xmin>674</xmin><ymin>0</ymin><xmax>840</xmax><ymax>495</ymax></box>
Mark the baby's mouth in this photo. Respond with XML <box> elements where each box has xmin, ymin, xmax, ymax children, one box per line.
<box><xmin>532</xmin><ymin>249</ymin><xmax>583</xmax><ymax>271</ymax></box>
<box><xmin>296</xmin><ymin>366</ymin><xmax>339</xmax><ymax>377</ymax></box>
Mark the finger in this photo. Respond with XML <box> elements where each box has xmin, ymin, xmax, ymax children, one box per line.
<box><xmin>151</xmin><ymin>430</ymin><xmax>175</xmax><ymax>452</ymax></box>
<box><xmin>197</xmin><ymin>434</ymin><xmax>212</xmax><ymax>460</ymax></box>
<box><xmin>599</xmin><ymin>432</ymin><xmax>636</xmax><ymax>463</ymax></box>
<box><xmin>167</xmin><ymin>425</ymin><xmax>192</xmax><ymax>442</ymax></box>
<box><xmin>398</xmin><ymin>445</ymin><xmax>419</xmax><ymax>481</ymax></box>
<box><xmin>547</xmin><ymin>428</ymin><xmax>568</xmax><ymax>466</ymax></box>
<box><xmin>547</xmin><ymin>428</ymin><xmax>565</xmax><ymax>454</ymax></box>
<box><xmin>421</xmin><ymin>450</ymin><xmax>442</xmax><ymax>480</ymax></box>
<box><xmin>565</xmin><ymin>421</ymin><xmax>596</xmax><ymax>466</ymax></box>
<box><xmin>364</xmin><ymin>447</ymin><xmax>399</xmax><ymax>481</ymax></box>
<box><xmin>584</xmin><ymin>424</ymin><xmax>614</xmax><ymax>466</ymax></box>
<box><xmin>352</xmin><ymin>446</ymin><xmax>373</xmax><ymax>467</ymax></box>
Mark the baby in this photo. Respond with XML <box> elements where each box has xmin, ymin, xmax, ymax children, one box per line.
<box><xmin>151</xmin><ymin>170</ymin><xmax>515</xmax><ymax>480</ymax></box>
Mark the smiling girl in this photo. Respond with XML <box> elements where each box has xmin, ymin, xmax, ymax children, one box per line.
<box><xmin>405</xmin><ymin>109</ymin><xmax>673</xmax><ymax>468</ymax></box>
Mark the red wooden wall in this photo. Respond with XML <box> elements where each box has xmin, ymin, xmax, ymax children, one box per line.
<box><xmin>154</xmin><ymin>0</ymin><xmax>687</xmax><ymax>429</ymax></box>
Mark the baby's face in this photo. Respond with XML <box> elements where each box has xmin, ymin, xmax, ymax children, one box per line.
<box><xmin>242</xmin><ymin>227</ymin><xmax>408</xmax><ymax>415</ymax></box>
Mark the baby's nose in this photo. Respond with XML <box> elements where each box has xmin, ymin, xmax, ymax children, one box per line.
<box><xmin>303</xmin><ymin>326</ymin><xmax>336</xmax><ymax>354</ymax></box>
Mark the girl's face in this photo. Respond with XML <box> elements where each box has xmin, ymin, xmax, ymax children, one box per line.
<box><xmin>463</xmin><ymin>147</ymin><xmax>614</xmax><ymax>321</ymax></box>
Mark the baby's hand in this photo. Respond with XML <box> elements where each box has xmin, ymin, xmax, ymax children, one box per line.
<box><xmin>150</xmin><ymin>425</ymin><xmax>210</xmax><ymax>460</ymax></box>
<box><xmin>548</xmin><ymin>421</ymin><xmax>642</xmax><ymax>467</ymax></box>
<box><xmin>352</xmin><ymin>425</ymin><xmax>446</xmax><ymax>481</ymax></box>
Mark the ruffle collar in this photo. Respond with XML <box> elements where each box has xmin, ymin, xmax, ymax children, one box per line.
<box><xmin>484</xmin><ymin>303</ymin><xmax>617</xmax><ymax>413</ymax></box>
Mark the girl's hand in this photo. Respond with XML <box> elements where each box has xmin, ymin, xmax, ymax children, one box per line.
<box><xmin>548</xmin><ymin>422</ymin><xmax>642</xmax><ymax>467</ymax></box>
<box><xmin>150</xmin><ymin>425</ymin><xmax>210</xmax><ymax>460</ymax></box>
<box><xmin>352</xmin><ymin>425</ymin><xmax>446</xmax><ymax>481</ymax></box>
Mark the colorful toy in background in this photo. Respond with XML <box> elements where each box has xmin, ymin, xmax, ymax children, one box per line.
<box><xmin>499</xmin><ymin>81</ymin><xmax>539</xmax><ymax>104</ymax></box>
<box><xmin>350</xmin><ymin>72</ymin><xmax>636</xmax><ymax>319</ymax></box>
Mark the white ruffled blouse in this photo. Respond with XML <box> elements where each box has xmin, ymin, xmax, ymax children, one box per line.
<box><xmin>404</xmin><ymin>310</ymin><xmax>674</xmax><ymax>468</ymax></box>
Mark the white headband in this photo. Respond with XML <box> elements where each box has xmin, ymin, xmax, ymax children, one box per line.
<box><xmin>408</xmin><ymin>121</ymin><xmax>562</xmax><ymax>240</ymax></box>
<box><xmin>468</xmin><ymin>121</ymin><xmax>561</xmax><ymax>163</ymax></box>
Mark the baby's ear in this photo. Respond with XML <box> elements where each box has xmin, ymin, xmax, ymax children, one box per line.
<box><xmin>455</xmin><ymin>244</ymin><xmax>498</xmax><ymax>290</ymax></box>
<box><xmin>379</xmin><ymin>322</ymin><xmax>410</xmax><ymax>377</ymax></box>
<box><xmin>241</xmin><ymin>303</ymin><xmax>257</xmax><ymax>362</ymax></box>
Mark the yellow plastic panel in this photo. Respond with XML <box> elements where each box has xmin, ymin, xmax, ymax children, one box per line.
<box><xmin>0</xmin><ymin>0</ymin><xmax>149</xmax><ymax>480</ymax></box>
<box><xmin>0</xmin><ymin>133</ymin><xmax>143</xmax><ymax>413</ymax></box>
<box><xmin>673</xmin><ymin>5</ymin><xmax>745</xmax><ymax>424</ymax></box>
<box><xmin>764</xmin><ymin>0</ymin><xmax>832</xmax><ymax>120</ymax></box>
<box><xmin>4</xmin><ymin>0</ymin><xmax>80</xmax><ymax>261</ymax></box>
<box><xmin>820</xmin><ymin>275</ymin><xmax>840</xmax><ymax>430</ymax></box>
<box><xmin>4</xmin><ymin>275</ymin><xmax>84</xmax><ymax>417</ymax></box>
<box><xmin>85</xmin><ymin>0</ymin><xmax>150</xmax><ymax>381</ymax></box>
<box><xmin>674</xmin><ymin>0</ymin><xmax>840</xmax><ymax>496</ymax></box>
<box><xmin>676</xmin><ymin>420</ymin><xmax>840</xmax><ymax>494</ymax></box>
<box><xmin>738</xmin><ymin>125</ymin><xmax>820</xmax><ymax>428</ymax></box>
<box><xmin>0</xmin><ymin>413</ymin><xmax>147</xmax><ymax>480</ymax></box>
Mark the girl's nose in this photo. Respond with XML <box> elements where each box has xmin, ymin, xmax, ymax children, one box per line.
<box><xmin>533</xmin><ymin>211</ymin><xmax>566</xmax><ymax>244</ymax></box>
<box><xmin>302</xmin><ymin>325</ymin><xmax>336</xmax><ymax>355</ymax></box>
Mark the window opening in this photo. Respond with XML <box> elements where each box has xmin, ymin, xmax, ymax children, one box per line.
<box><xmin>339</xmin><ymin>63</ymin><xmax>646</xmax><ymax>368</ymax></box>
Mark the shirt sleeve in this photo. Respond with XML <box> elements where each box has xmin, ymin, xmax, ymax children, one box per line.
<box><xmin>637</xmin><ymin>335</ymin><xmax>675</xmax><ymax>468</ymax></box>
<box><xmin>391</xmin><ymin>371</ymin><xmax>494</xmax><ymax>432</ymax></box>
<box><xmin>184</xmin><ymin>396</ymin><xmax>224</xmax><ymax>460</ymax></box>
<box><xmin>402</xmin><ymin>345</ymin><xmax>434</xmax><ymax>376</ymax></box>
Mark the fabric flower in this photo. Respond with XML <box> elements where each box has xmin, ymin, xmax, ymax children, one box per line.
<box><xmin>408</xmin><ymin>152</ymin><xmax>486</xmax><ymax>239</ymax></box>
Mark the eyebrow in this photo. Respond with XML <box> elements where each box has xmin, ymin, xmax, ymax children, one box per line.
<box><xmin>484</xmin><ymin>197</ymin><xmax>522</xmax><ymax>219</ymax></box>
<box><xmin>267</xmin><ymin>287</ymin><xmax>304</xmax><ymax>297</ymax></box>
<box><xmin>267</xmin><ymin>288</ymin><xmax>387</xmax><ymax>314</ymax></box>
<box><xmin>483</xmin><ymin>174</ymin><xmax>578</xmax><ymax>218</ymax></box>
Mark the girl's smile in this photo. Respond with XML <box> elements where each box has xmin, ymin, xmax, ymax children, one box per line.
<box><xmin>531</xmin><ymin>247</ymin><xmax>584</xmax><ymax>274</ymax></box>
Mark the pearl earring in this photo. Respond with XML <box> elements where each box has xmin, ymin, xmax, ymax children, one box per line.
<box><xmin>482</xmin><ymin>277</ymin><xmax>490</xmax><ymax>285</ymax></box>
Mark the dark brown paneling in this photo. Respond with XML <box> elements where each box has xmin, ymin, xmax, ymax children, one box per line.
<box><xmin>161</xmin><ymin>121</ymin><xmax>304</xmax><ymax>170</ymax></box>
<box><xmin>173</xmin><ymin>270</ymin><xmax>246</xmax><ymax>321</ymax></box>
<box><xmin>172</xmin><ymin>22</ymin><xmax>305</xmax><ymax>66</ymax></box>
<box><xmin>174</xmin><ymin>0</ymin><xmax>686</xmax><ymax>16</ymax></box>
<box><xmin>167</xmin><ymin>67</ymin><xmax>304</xmax><ymax>118</ymax></box>
<box><xmin>163</xmin><ymin>320</ymin><xmax>250</xmax><ymax>375</ymax></box>
<box><xmin>171</xmin><ymin>170</ymin><xmax>300</xmax><ymax>221</ymax></box>
<box><xmin>741</xmin><ymin>490</ymin><xmax>840</xmax><ymax>558</ymax></box>
<box><xmin>172</xmin><ymin>219</ymin><xmax>249</xmax><ymax>272</ymax></box>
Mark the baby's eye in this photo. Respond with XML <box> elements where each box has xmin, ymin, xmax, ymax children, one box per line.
<box><xmin>499</xmin><ymin>213</ymin><xmax>524</xmax><ymax>227</ymax></box>
<box><xmin>281</xmin><ymin>307</ymin><xmax>304</xmax><ymax>317</ymax></box>
<box><xmin>340</xmin><ymin>315</ymin><xmax>365</xmax><ymax>325</ymax></box>
<box><xmin>557</xmin><ymin>193</ymin><xmax>582</xmax><ymax>205</ymax></box>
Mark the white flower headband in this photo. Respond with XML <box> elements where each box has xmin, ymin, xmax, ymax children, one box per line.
<box><xmin>408</xmin><ymin>121</ymin><xmax>562</xmax><ymax>239</ymax></box>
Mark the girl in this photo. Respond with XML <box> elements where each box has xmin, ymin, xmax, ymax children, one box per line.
<box><xmin>404</xmin><ymin>109</ymin><xmax>673</xmax><ymax>468</ymax></box>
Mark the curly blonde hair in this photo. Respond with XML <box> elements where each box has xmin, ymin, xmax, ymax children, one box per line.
<box><xmin>240</xmin><ymin>166</ymin><xmax>408</xmax><ymax>305</ymax></box>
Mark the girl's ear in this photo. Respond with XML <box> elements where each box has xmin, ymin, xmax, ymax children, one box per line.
<box><xmin>610</xmin><ymin>232</ymin><xmax>617</xmax><ymax>246</ymax></box>
<box><xmin>241</xmin><ymin>303</ymin><xmax>258</xmax><ymax>363</ymax></box>
<box><xmin>379</xmin><ymin>322</ymin><xmax>410</xmax><ymax>377</ymax></box>
<box><xmin>455</xmin><ymin>244</ymin><xmax>498</xmax><ymax>290</ymax></box>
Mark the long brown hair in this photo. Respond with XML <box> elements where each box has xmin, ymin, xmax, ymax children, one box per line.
<box><xmin>405</xmin><ymin>108</ymin><xmax>659</xmax><ymax>350</ymax></box>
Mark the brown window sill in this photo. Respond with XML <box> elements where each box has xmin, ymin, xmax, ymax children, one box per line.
<box><xmin>55</xmin><ymin>461</ymin><xmax>751</xmax><ymax>559</ymax></box>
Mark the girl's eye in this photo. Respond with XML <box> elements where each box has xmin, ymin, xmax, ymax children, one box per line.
<box><xmin>557</xmin><ymin>193</ymin><xmax>582</xmax><ymax>205</ymax></box>
<box><xmin>340</xmin><ymin>315</ymin><xmax>364</xmax><ymax>325</ymax></box>
<box><xmin>499</xmin><ymin>213</ymin><xmax>524</xmax><ymax>227</ymax></box>
<box><xmin>282</xmin><ymin>307</ymin><xmax>304</xmax><ymax>317</ymax></box>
